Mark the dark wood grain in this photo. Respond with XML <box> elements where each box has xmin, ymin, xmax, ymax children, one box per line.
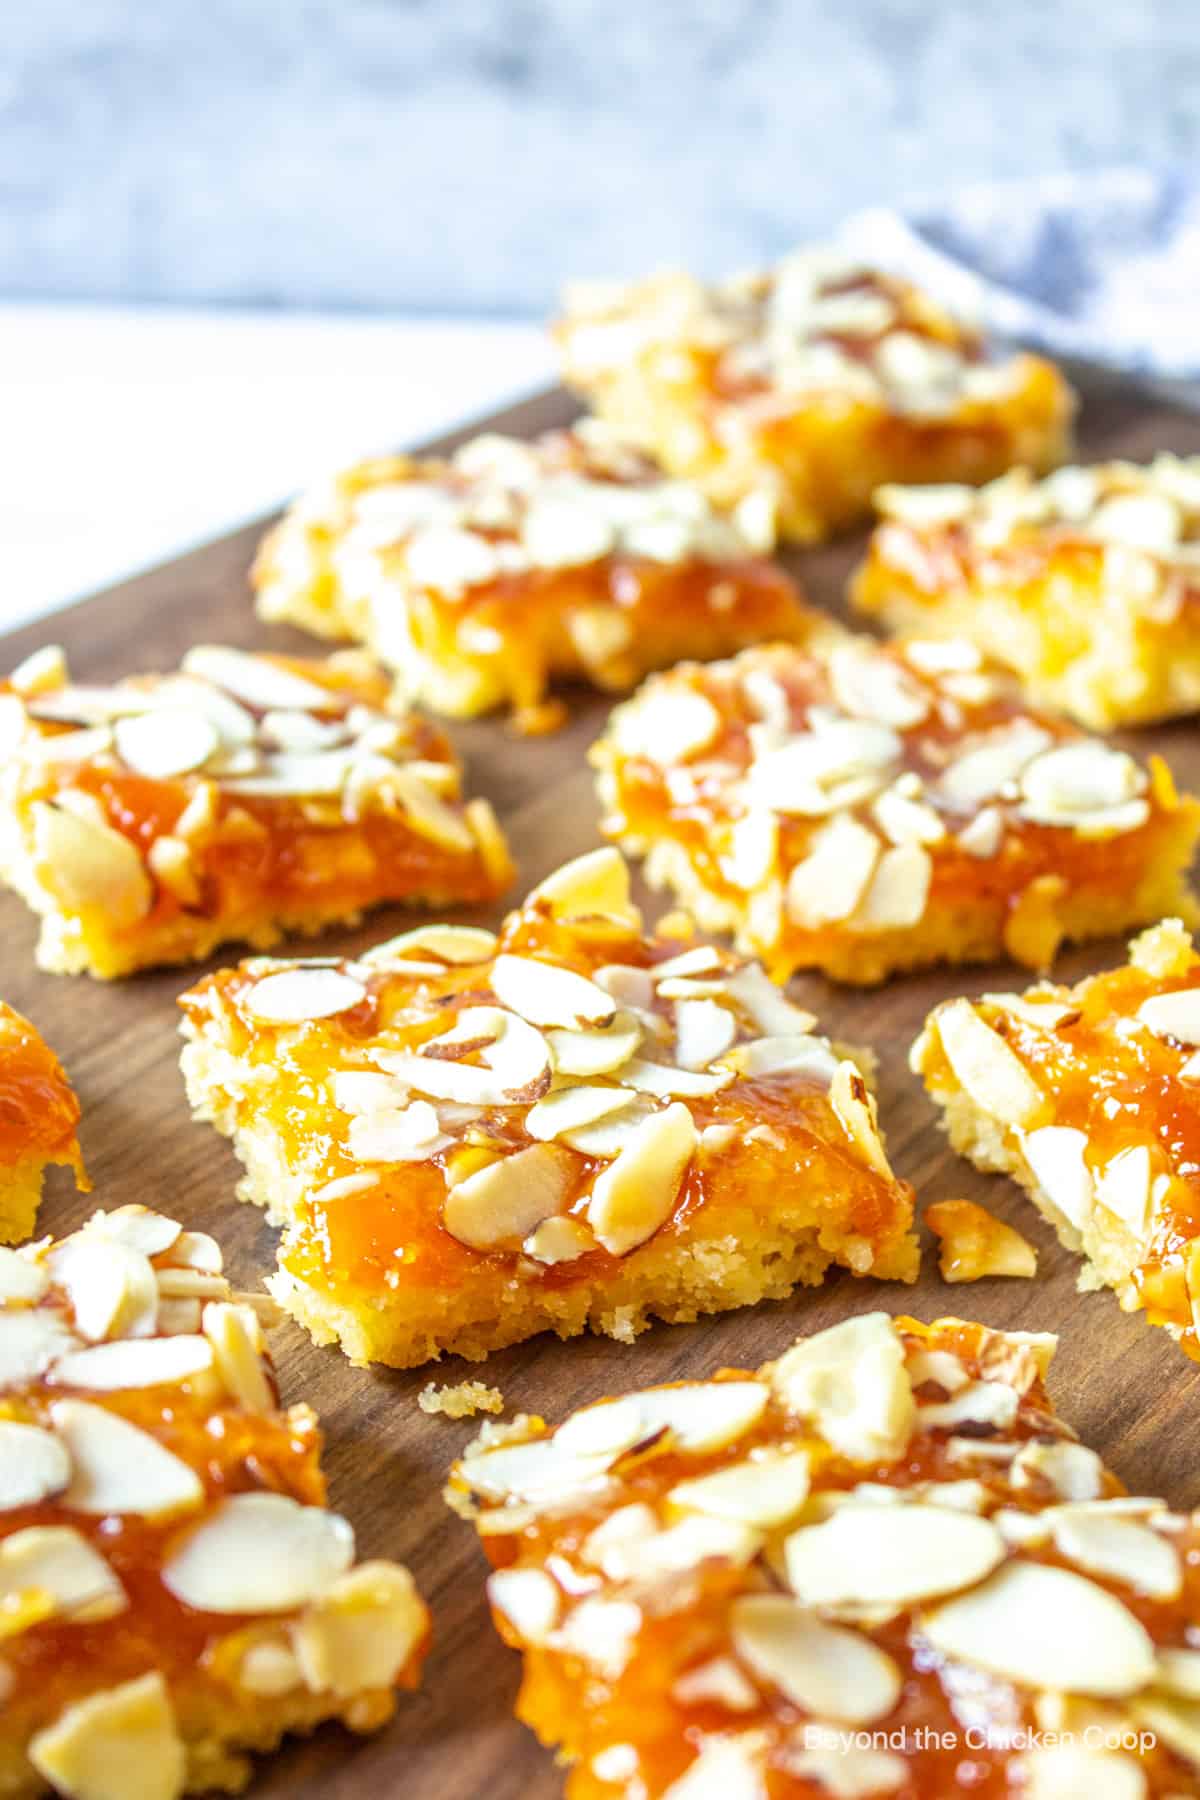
<box><xmin>7</xmin><ymin>373</ymin><xmax>1200</xmax><ymax>1797</ymax></box>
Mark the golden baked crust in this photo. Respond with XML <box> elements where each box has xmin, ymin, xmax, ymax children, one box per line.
<box><xmin>0</xmin><ymin>643</ymin><xmax>511</xmax><ymax>978</ymax></box>
<box><xmin>853</xmin><ymin>457</ymin><xmax>1200</xmax><ymax>729</ymax></box>
<box><xmin>177</xmin><ymin>850</ymin><xmax>918</xmax><ymax>1370</ymax></box>
<box><xmin>555</xmin><ymin>249</ymin><xmax>1075</xmax><ymax>544</ymax></box>
<box><xmin>591</xmin><ymin>629</ymin><xmax>1200</xmax><ymax>985</ymax></box>
<box><xmin>0</xmin><ymin>1203</ymin><xmax>429</xmax><ymax>1800</ymax></box>
<box><xmin>449</xmin><ymin>1311</ymin><xmax>1200</xmax><ymax>1798</ymax></box>
<box><xmin>914</xmin><ymin>918</ymin><xmax>1200</xmax><ymax>1359</ymax></box>
<box><xmin>253</xmin><ymin>424</ymin><xmax>813</xmax><ymax>733</ymax></box>
<box><xmin>0</xmin><ymin>1002</ymin><xmax>86</xmax><ymax>1243</ymax></box>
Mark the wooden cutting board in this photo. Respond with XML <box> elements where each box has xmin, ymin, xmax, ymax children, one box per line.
<box><xmin>6</xmin><ymin>370</ymin><xmax>1200</xmax><ymax>1798</ymax></box>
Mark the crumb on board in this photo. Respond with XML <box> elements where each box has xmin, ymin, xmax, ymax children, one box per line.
<box><xmin>925</xmin><ymin>1199</ymin><xmax>1038</xmax><ymax>1284</ymax></box>
<box><xmin>418</xmin><ymin>1380</ymin><xmax>505</xmax><ymax>1419</ymax></box>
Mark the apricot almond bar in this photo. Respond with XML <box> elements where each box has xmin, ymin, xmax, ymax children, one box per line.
<box><xmin>0</xmin><ymin>1003</ymin><xmax>87</xmax><ymax>1244</ymax></box>
<box><xmin>0</xmin><ymin>643</ymin><xmax>511</xmax><ymax>978</ymax></box>
<box><xmin>591</xmin><ymin>627</ymin><xmax>1200</xmax><ymax>985</ymax></box>
<box><xmin>555</xmin><ymin>246</ymin><xmax>1075</xmax><ymax>543</ymax></box>
<box><xmin>253</xmin><ymin>422</ymin><xmax>811</xmax><ymax>733</ymax></box>
<box><xmin>448</xmin><ymin>1311</ymin><xmax>1200</xmax><ymax>1798</ymax></box>
<box><xmin>0</xmin><ymin>1203</ymin><xmax>428</xmax><ymax>1800</ymax></box>
<box><xmin>853</xmin><ymin>455</ymin><xmax>1200</xmax><ymax>729</ymax></box>
<box><xmin>914</xmin><ymin>918</ymin><xmax>1200</xmax><ymax>1359</ymax></box>
<box><xmin>177</xmin><ymin>850</ymin><xmax>918</xmax><ymax>1369</ymax></box>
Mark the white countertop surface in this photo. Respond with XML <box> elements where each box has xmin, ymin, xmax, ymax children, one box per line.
<box><xmin>0</xmin><ymin>306</ymin><xmax>553</xmax><ymax>637</ymax></box>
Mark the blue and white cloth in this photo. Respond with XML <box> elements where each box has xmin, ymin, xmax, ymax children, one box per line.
<box><xmin>838</xmin><ymin>168</ymin><xmax>1200</xmax><ymax>382</ymax></box>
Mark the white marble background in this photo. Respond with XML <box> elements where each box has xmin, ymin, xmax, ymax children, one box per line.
<box><xmin>2</xmin><ymin>0</ymin><xmax>1196</xmax><ymax>626</ymax></box>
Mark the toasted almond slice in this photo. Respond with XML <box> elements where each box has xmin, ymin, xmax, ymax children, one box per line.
<box><xmin>829</xmin><ymin>1059</ymin><xmax>893</xmax><ymax>1179</ymax></box>
<box><xmin>348</xmin><ymin>1101</ymin><xmax>449</xmax><ymax>1163</ymax></box>
<box><xmin>203</xmin><ymin>1302</ymin><xmax>273</xmax><ymax>1413</ymax></box>
<box><xmin>722</xmin><ymin>809</ymin><xmax>779</xmax><ymax>891</ymax></box>
<box><xmin>939</xmin><ymin>722</ymin><xmax>1052</xmax><ymax>807</ymax></box>
<box><xmin>245</xmin><ymin>968</ymin><xmax>367</xmax><ymax>1024</ymax></box>
<box><xmin>10</xmin><ymin>643</ymin><xmax>67</xmax><ymax>696</ymax></box>
<box><xmin>660</xmin><ymin>1735</ymin><xmax>768</xmax><ymax>1799</ymax></box>
<box><xmin>146</xmin><ymin>834</ymin><xmax>200</xmax><ymax>905</ymax></box>
<box><xmin>0</xmin><ymin>1246</ymin><xmax>48</xmax><ymax>1304</ymax></box>
<box><xmin>0</xmin><ymin>1423</ymin><xmax>72</xmax><ymax>1509</ymax></box>
<box><xmin>546</xmin><ymin>1010</ymin><xmax>643</xmax><ymax>1077</ymax></box>
<box><xmin>614</xmin><ymin>687</ymin><xmax>724</xmax><ymax>764</ymax></box>
<box><xmin>0</xmin><ymin>1523</ymin><xmax>127</xmax><ymax>1622</ymax></box>
<box><xmin>552</xmin><ymin>1594</ymin><xmax>643</xmax><ymax>1678</ymax></box>
<box><xmin>784</xmin><ymin>1502</ymin><xmax>1004</xmax><ymax>1608</ymax></box>
<box><xmin>29</xmin><ymin>1671</ymin><xmax>185</xmax><ymax>1800</ymax></box>
<box><xmin>1018</xmin><ymin>743</ymin><xmax>1146</xmax><ymax>830</ymax></box>
<box><xmin>720</xmin><ymin>1034</ymin><xmax>838</xmax><ymax>1083</ymax></box>
<box><xmin>454</xmin><ymin>1433</ymin><xmax>617</xmax><ymax>1506</ymax></box>
<box><xmin>1155</xmin><ymin>1646</ymin><xmax>1200</xmax><ymax>1699</ymax></box>
<box><xmin>47</xmin><ymin>1236</ymin><xmax>158</xmax><ymax>1343</ymax></box>
<box><xmin>363</xmin><ymin>923</ymin><xmax>497</xmax><ymax>967</ymax></box>
<box><xmin>673</xmin><ymin>998</ymin><xmax>737</xmax><ymax>1070</ymax></box>
<box><xmin>530</xmin><ymin>847</ymin><xmax>641</xmax><ymax>928</ymax></box>
<box><xmin>30</xmin><ymin>801</ymin><xmax>153</xmax><ymax>927</ymax></box>
<box><xmin>933</xmin><ymin>997</ymin><xmax>1046</xmax><ymax>1128</ymax></box>
<box><xmin>916</xmin><ymin>1379</ymin><xmax>1018</xmax><ymax>1433</ymax></box>
<box><xmin>769</xmin><ymin>1314</ymin><xmax>914</xmax><ymax>1465</ymax></box>
<box><xmin>380</xmin><ymin>1005</ymin><xmax>551</xmax><ymax>1106</ymax></box>
<box><xmin>1052</xmin><ymin>1511</ymin><xmax>1180</xmax><ymax>1599</ymax></box>
<box><xmin>182</xmin><ymin>645</ymin><xmax>334</xmax><ymax>711</ymax></box>
<box><xmin>926</xmin><ymin>1199</ymin><xmax>1039</xmax><ymax>1282</ymax></box>
<box><xmin>586</xmin><ymin>1100</ymin><xmax>696</xmax><ymax>1255</ymax></box>
<box><xmin>443</xmin><ymin>1143</ymin><xmax>576</xmax><ymax>1251</ymax></box>
<box><xmin>983</xmin><ymin>992</ymin><xmax>1078</xmax><ymax>1031</ymax></box>
<box><xmin>113</xmin><ymin>707</ymin><xmax>219</xmax><ymax>778</ymax></box>
<box><xmin>787</xmin><ymin>1741</ymin><xmax>909</xmax><ymax>1799</ymax></box>
<box><xmin>1020</xmin><ymin>1125</ymin><xmax>1095</xmax><ymax>1231</ymax></box>
<box><xmin>922</xmin><ymin>1561</ymin><xmax>1156</xmax><ymax>1696</ymax></box>
<box><xmin>558</xmin><ymin>1381</ymin><xmax>769</xmax><ymax>1462</ymax></box>
<box><xmin>488</xmin><ymin>1567</ymin><xmax>562</xmax><ymax>1642</ymax></box>
<box><xmin>557</xmin><ymin>1096</ymin><xmax>652</xmax><ymax>1157</ymax></box>
<box><xmin>0</xmin><ymin>1310</ymin><xmax>80</xmax><ymax>1389</ymax></box>
<box><xmin>669</xmin><ymin>1449</ymin><xmax>811</xmax><ymax>1528</ymax></box>
<box><xmin>48</xmin><ymin>1336</ymin><xmax>214</xmax><ymax>1391</ymax></box>
<box><xmin>166</xmin><ymin>1230</ymin><xmax>224</xmax><ymax>1274</ymax></box>
<box><xmin>1132</xmin><ymin>1692</ymin><xmax>1200</xmax><ymax>1770</ymax></box>
<box><xmin>86</xmin><ymin>1206</ymin><xmax>182</xmax><ymax>1260</ymax></box>
<box><xmin>154</xmin><ymin>1268</ymin><xmax>229</xmax><ymax>1300</ymax></box>
<box><xmin>332</xmin><ymin>1070</ymin><xmax>409</xmax><ymax>1115</ymax></box>
<box><xmin>491</xmin><ymin>953</ymin><xmax>618</xmax><ymax>1030</ymax></box>
<box><xmin>27</xmin><ymin>724</ymin><xmax>114</xmax><ymax>764</ymax></box>
<box><xmin>731</xmin><ymin>1594</ymin><xmax>901</xmax><ymax>1726</ymax></box>
<box><xmin>1094</xmin><ymin>1145</ymin><xmax>1153</xmax><ymax>1239</ymax></box>
<box><xmin>855</xmin><ymin>841</ymin><xmax>932</xmax><ymax>929</ymax></box>
<box><xmin>52</xmin><ymin>1399</ymin><xmax>203</xmax><ymax>1518</ymax></box>
<box><xmin>292</xmin><ymin>1562</ymin><xmax>427</xmax><ymax>1698</ymax></box>
<box><xmin>618</xmin><ymin>1057</ymin><xmax>733</xmax><ymax>1098</ymax></box>
<box><xmin>721</xmin><ymin>964</ymin><xmax>816</xmax><ymax>1037</ymax></box>
<box><xmin>652</xmin><ymin>945</ymin><xmax>726</xmax><ymax>982</ymax></box>
<box><xmin>523</xmin><ymin>1215</ymin><xmax>598</xmax><ymax>1265</ymax></box>
<box><xmin>829</xmin><ymin>642</ymin><xmax>930</xmax><ymax>728</ymax></box>
<box><xmin>162</xmin><ymin>1492</ymin><xmax>354</xmax><ymax>1613</ymax></box>
<box><xmin>786</xmin><ymin>814</ymin><xmax>881</xmax><ymax>926</ymax></box>
<box><xmin>873</xmin><ymin>783</ymin><xmax>946</xmax><ymax>847</ymax></box>
<box><xmin>1020</xmin><ymin>1746</ymin><xmax>1146</xmax><ymax>1800</ymax></box>
<box><xmin>594</xmin><ymin>1513</ymin><xmax>762</xmax><ymax>1584</ymax></box>
<box><xmin>671</xmin><ymin>1656</ymin><xmax>760</xmax><ymax>1712</ymax></box>
<box><xmin>1138</xmin><ymin>986</ymin><xmax>1200</xmax><ymax>1045</ymax></box>
<box><xmin>526</xmin><ymin>1084</ymin><xmax>633</xmax><ymax>1141</ymax></box>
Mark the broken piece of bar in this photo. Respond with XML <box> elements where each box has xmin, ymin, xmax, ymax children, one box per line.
<box><xmin>555</xmin><ymin>246</ymin><xmax>1074</xmax><ymax>543</ymax></box>
<box><xmin>914</xmin><ymin>917</ymin><xmax>1200</xmax><ymax>1358</ymax></box>
<box><xmin>449</xmin><ymin>1311</ymin><xmax>1200</xmax><ymax>1798</ymax></box>
<box><xmin>591</xmin><ymin>627</ymin><xmax>1200</xmax><ymax>985</ymax></box>
<box><xmin>853</xmin><ymin>456</ymin><xmax>1200</xmax><ymax>729</ymax></box>
<box><xmin>0</xmin><ymin>1001</ymin><xmax>87</xmax><ymax>1243</ymax></box>
<box><xmin>0</xmin><ymin>1203</ymin><xmax>429</xmax><ymax>1799</ymax></box>
<box><xmin>177</xmin><ymin>849</ymin><xmax>918</xmax><ymax>1369</ymax></box>
<box><xmin>252</xmin><ymin>423</ymin><xmax>811</xmax><ymax>732</ymax></box>
<box><xmin>0</xmin><ymin>643</ymin><xmax>511</xmax><ymax>977</ymax></box>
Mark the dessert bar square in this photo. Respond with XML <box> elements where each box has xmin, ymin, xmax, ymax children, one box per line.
<box><xmin>253</xmin><ymin>424</ymin><xmax>811</xmax><ymax>733</ymax></box>
<box><xmin>591</xmin><ymin>628</ymin><xmax>1200</xmax><ymax>985</ymax></box>
<box><xmin>556</xmin><ymin>246</ymin><xmax>1075</xmax><ymax>544</ymax></box>
<box><xmin>0</xmin><ymin>643</ymin><xmax>511</xmax><ymax>977</ymax></box>
<box><xmin>449</xmin><ymin>1310</ymin><xmax>1200</xmax><ymax>1798</ymax></box>
<box><xmin>853</xmin><ymin>456</ymin><xmax>1200</xmax><ymax>728</ymax></box>
<box><xmin>0</xmin><ymin>1203</ymin><xmax>428</xmax><ymax>1799</ymax></box>
<box><xmin>178</xmin><ymin>849</ymin><xmax>918</xmax><ymax>1370</ymax></box>
<box><xmin>914</xmin><ymin>917</ymin><xmax>1200</xmax><ymax>1358</ymax></box>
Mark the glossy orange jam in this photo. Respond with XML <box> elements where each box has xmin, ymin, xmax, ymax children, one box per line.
<box><xmin>179</xmin><ymin>904</ymin><xmax>915</xmax><ymax>1312</ymax></box>
<box><xmin>0</xmin><ymin>1002</ymin><xmax>83</xmax><ymax>1175</ymax></box>
<box><xmin>461</xmin><ymin>1320</ymin><xmax>1200</xmax><ymax>1799</ymax></box>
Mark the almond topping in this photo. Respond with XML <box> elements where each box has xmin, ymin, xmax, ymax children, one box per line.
<box><xmin>0</xmin><ymin>1310</ymin><xmax>80</xmax><ymax>1389</ymax></box>
<box><xmin>784</xmin><ymin>1502</ymin><xmax>1004</xmax><ymax>1609</ymax></box>
<box><xmin>523</xmin><ymin>1215</ymin><xmax>598</xmax><ymax>1265</ymax></box>
<box><xmin>491</xmin><ymin>953</ymin><xmax>618</xmax><ymax>1030</ymax></box>
<box><xmin>526</xmin><ymin>1084</ymin><xmax>635</xmax><ymax>1142</ymax></box>
<box><xmin>785</xmin><ymin>815</ymin><xmax>881</xmax><ymax>926</ymax></box>
<box><xmin>52</xmin><ymin>1399</ymin><xmax>203</xmax><ymax>1518</ymax></box>
<box><xmin>244</xmin><ymin>968</ymin><xmax>367</xmax><ymax>1024</ymax></box>
<box><xmin>669</xmin><ymin>1449</ymin><xmax>811</xmax><ymax>1528</ymax></box>
<box><xmin>443</xmin><ymin>1143</ymin><xmax>576</xmax><ymax>1251</ymax></box>
<box><xmin>48</xmin><ymin>1335</ymin><xmax>215</xmax><ymax>1392</ymax></box>
<box><xmin>1020</xmin><ymin>1125</ymin><xmax>1095</xmax><ymax>1232</ymax></box>
<box><xmin>364</xmin><ymin>923</ymin><xmax>497</xmax><ymax>967</ymax></box>
<box><xmin>922</xmin><ymin>1561</ymin><xmax>1156</xmax><ymax>1696</ymax></box>
<box><xmin>1052</xmin><ymin>1510</ymin><xmax>1181</xmax><ymax>1600</ymax></box>
<box><xmin>618</xmin><ymin>1057</ymin><xmax>733</xmax><ymax>1098</ymax></box>
<box><xmin>719</xmin><ymin>1035</ymin><xmax>837</xmax><ymax>1082</ymax></box>
<box><xmin>530</xmin><ymin>847</ymin><xmax>641</xmax><ymax>928</ymax></box>
<box><xmin>933</xmin><ymin>998</ymin><xmax>1046</xmax><ymax>1128</ymax></box>
<box><xmin>926</xmin><ymin>1199</ymin><xmax>1038</xmax><ymax>1281</ymax></box>
<box><xmin>28</xmin><ymin>1671</ymin><xmax>185</xmax><ymax>1800</ymax></box>
<box><xmin>380</xmin><ymin>1005</ymin><xmax>551</xmax><ymax>1106</ymax></box>
<box><xmin>291</xmin><ymin>1562</ymin><xmax>428</xmax><ymax>1696</ymax></box>
<box><xmin>855</xmin><ymin>841</ymin><xmax>932</xmax><ymax>929</ymax></box>
<box><xmin>203</xmin><ymin>1302</ymin><xmax>273</xmax><ymax>1413</ymax></box>
<box><xmin>829</xmin><ymin>1060</ymin><xmax>893</xmax><ymax>1179</ymax></box>
<box><xmin>0</xmin><ymin>1246</ymin><xmax>48</xmax><ymax>1304</ymax></box>
<box><xmin>1011</xmin><ymin>1440</ymin><xmax>1103</xmax><ymax>1501</ymax></box>
<box><xmin>0</xmin><ymin>1423</ymin><xmax>72</xmax><ymax>1509</ymax></box>
<box><xmin>586</xmin><ymin>1101</ymin><xmax>697</xmax><ymax>1254</ymax></box>
<box><xmin>673</xmin><ymin>998</ymin><xmax>737</xmax><ymax>1070</ymax></box>
<box><xmin>47</xmin><ymin>1236</ymin><xmax>158</xmax><ymax>1343</ymax></box>
<box><xmin>546</xmin><ymin>1010</ymin><xmax>644</xmax><ymax>1077</ymax></box>
<box><xmin>113</xmin><ymin>707</ymin><xmax>219</xmax><ymax>778</ymax></box>
<box><xmin>1137</xmin><ymin>986</ymin><xmax>1200</xmax><ymax>1045</ymax></box>
<box><xmin>770</xmin><ymin>1314</ymin><xmax>914</xmax><ymax>1465</ymax></box>
<box><xmin>182</xmin><ymin>645</ymin><xmax>332</xmax><ymax>710</ymax></box>
<box><xmin>731</xmin><ymin>1595</ymin><xmax>901</xmax><ymax>1726</ymax></box>
<box><xmin>0</xmin><ymin>1524</ymin><xmax>127</xmax><ymax>1623</ymax></box>
<box><xmin>1020</xmin><ymin>1746</ymin><xmax>1146</xmax><ymax>1800</ymax></box>
<box><xmin>556</xmin><ymin>1382</ymin><xmax>769</xmax><ymax>1460</ymax></box>
<box><xmin>30</xmin><ymin>801</ymin><xmax>153</xmax><ymax>927</ymax></box>
<box><xmin>162</xmin><ymin>1492</ymin><xmax>354</xmax><ymax>1613</ymax></box>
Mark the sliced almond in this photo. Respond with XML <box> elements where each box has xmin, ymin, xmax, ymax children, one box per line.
<box><xmin>526</xmin><ymin>1084</ymin><xmax>633</xmax><ymax>1142</ymax></box>
<box><xmin>1137</xmin><ymin>986</ymin><xmax>1200</xmax><ymax>1045</ymax></box>
<box><xmin>719</xmin><ymin>1034</ymin><xmax>838</xmax><ymax>1083</ymax></box>
<box><xmin>916</xmin><ymin>1379</ymin><xmax>1018</xmax><ymax>1433</ymax></box>
<box><xmin>784</xmin><ymin>1502</ymin><xmax>1004</xmax><ymax>1608</ymax></box>
<box><xmin>671</xmin><ymin>1656</ymin><xmax>759</xmax><ymax>1713</ymax></box>
<box><xmin>87</xmin><ymin>1206</ymin><xmax>182</xmax><ymax>1260</ymax></box>
<box><xmin>146</xmin><ymin>834</ymin><xmax>200</xmax><ymax>905</ymax></box>
<box><xmin>10</xmin><ymin>643</ymin><xmax>67</xmax><ymax>696</ymax></box>
<box><xmin>652</xmin><ymin>945</ymin><xmax>725</xmax><ymax>982</ymax></box>
<box><xmin>0</xmin><ymin>1423</ymin><xmax>72</xmax><ymax>1509</ymax></box>
<box><xmin>348</xmin><ymin>1102</ymin><xmax>450</xmax><ymax>1163</ymax></box>
<box><xmin>0</xmin><ymin>1524</ymin><xmax>127</xmax><ymax>1622</ymax></box>
<box><xmin>113</xmin><ymin>707</ymin><xmax>219</xmax><ymax>778</ymax></box>
<box><xmin>530</xmin><ymin>847</ymin><xmax>641</xmax><ymax>928</ymax></box>
<box><xmin>722</xmin><ymin>964</ymin><xmax>817</xmax><ymax>1038</ymax></box>
<box><xmin>546</xmin><ymin>1009</ymin><xmax>643</xmax><ymax>1077</ymax></box>
<box><xmin>1020</xmin><ymin>1126</ymin><xmax>1095</xmax><ymax>1232</ymax></box>
<box><xmin>1020</xmin><ymin>1745</ymin><xmax>1147</xmax><ymax>1800</ymax></box>
<box><xmin>829</xmin><ymin>643</ymin><xmax>930</xmax><ymax>728</ymax></box>
<box><xmin>673</xmin><ymin>998</ymin><xmax>737</xmax><ymax>1070</ymax></box>
<box><xmin>660</xmin><ymin>1735</ymin><xmax>768</xmax><ymax>1800</ymax></box>
<box><xmin>203</xmin><ymin>1302</ymin><xmax>273</xmax><ymax>1413</ymax></box>
<box><xmin>1094</xmin><ymin>1145</ymin><xmax>1153</xmax><ymax>1239</ymax></box>
<box><xmin>456</xmin><ymin>1433</ymin><xmax>615</xmax><ymax>1507</ymax></box>
<box><xmin>487</xmin><ymin>1566</ymin><xmax>562</xmax><ymax>1643</ymax></box>
<box><xmin>586</xmin><ymin>1100</ymin><xmax>696</xmax><ymax>1255</ymax></box>
<box><xmin>31</xmin><ymin>801</ymin><xmax>153</xmax><ymax>927</ymax></box>
<box><xmin>291</xmin><ymin>1561</ymin><xmax>427</xmax><ymax>1696</ymax></box>
<box><xmin>922</xmin><ymin>1561</ymin><xmax>1156</xmax><ymax>1696</ymax></box>
<box><xmin>556</xmin><ymin>1382</ymin><xmax>768</xmax><ymax>1461</ymax></box>
<box><xmin>1052</xmin><ymin>1510</ymin><xmax>1180</xmax><ymax>1600</ymax></box>
<box><xmin>443</xmin><ymin>1143</ymin><xmax>576</xmax><ymax>1251</ymax></box>
<box><xmin>48</xmin><ymin>1335</ymin><xmax>214</xmax><ymax>1392</ymax></box>
<box><xmin>769</xmin><ymin>1313</ymin><xmax>914</xmax><ymax>1465</ymax></box>
<box><xmin>47</xmin><ymin>1236</ymin><xmax>159</xmax><ymax>1344</ymax></box>
<box><xmin>491</xmin><ymin>953</ymin><xmax>617</xmax><ymax>1030</ymax></box>
<box><xmin>0</xmin><ymin>1310</ymin><xmax>81</xmax><ymax>1389</ymax></box>
<box><xmin>363</xmin><ymin>923</ymin><xmax>497</xmax><ymax>967</ymax></box>
<box><xmin>0</xmin><ymin>1246</ymin><xmax>48</xmax><ymax>1304</ymax></box>
<box><xmin>938</xmin><ymin>723</ymin><xmax>1052</xmax><ymax>808</ymax></box>
<box><xmin>926</xmin><ymin>1199</ymin><xmax>1038</xmax><ymax>1282</ymax></box>
<box><xmin>855</xmin><ymin>842</ymin><xmax>932</xmax><ymax>929</ymax></box>
<box><xmin>829</xmin><ymin>1060</ymin><xmax>893</xmax><ymax>1179</ymax></box>
<box><xmin>332</xmin><ymin>1070</ymin><xmax>409</xmax><ymax>1115</ymax></box>
<box><xmin>163</xmin><ymin>1492</ymin><xmax>354</xmax><ymax>1613</ymax></box>
<box><xmin>523</xmin><ymin>1215</ymin><xmax>597</xmax><ymax>1264</ymax></box>
<box><xmin>731</xmin><ymin>1594</ymin><xmax>901</xmax><ymax>1726</ymax></box>
<box><xmin>28</xmin><ymin>1671</ymin><xmax>185</xmax><ymax>1800</ymax></box>
<box><xmin>933</xmin><ymin>998</ymin><xmax>1046</xmax><ymax>1128</ymax></box>
<box><xmin>786</xmin><ymin>1742</ymin><xmax>909</xmax><ymax>1799</ymax></box>
<box><xmin>552</xmin><ymin>1594</ymin><xmax>642</xmax><ymax>1678</ymax></box>
<box><xmin>873</xmin><ymin>784</ymin><xmax>946</xmax><ymax>847</ymax></box>
<box><xmin>52</xmin><ymin>1399</ymin><xmax>204</xmax><ymax>1518</ymax></box>
<box><xmin>617</xmin><ymin>1057</ymin><xmax>732</xmax><ymax>1098</ymax></box>
<box><xmin>244</xmin><ymin>968</ymin><xmax>367</xmax><ymax>1024</ymax></box>
<box><xmin>785</xmin><ymin>814</ymin><xmax>881</xmax><ymax>926</ymax></box>
<box><xmin>669</xmin><ymin>1449</ymin><xmax>811</xmax><ymax>1528</ymax></box>
<box><xmin>956</xmin><ymin>806</ymin><xmax>1005</xmax><ymax>858</ymax></box>
<box><xmin>182</xmin><ymin>645</ymin><xmax>333</xmax><ymax>711</ymax></box>
<box><xmin>613</xmin><ymin>687</ymin><xmax>723</xmax><ymax>764</ymax></box>
<box><xmin>1018</xmin><ymin>743</ymin><xmax>1148</xmax><ymax>833</ymax></box>
<box><xmin>379</xmin><ymin>1005</ymin><xmax>551</xmax><ymax>1105</ymax></box>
